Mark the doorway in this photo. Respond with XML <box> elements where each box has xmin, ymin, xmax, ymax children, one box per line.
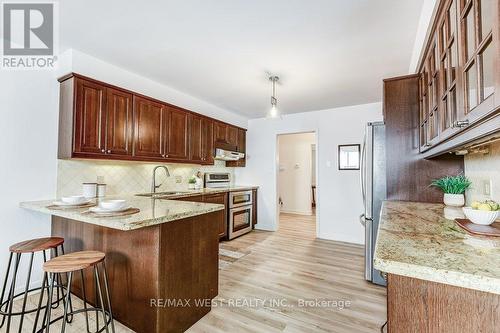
<box><xmin>277</xmin><ymin>132</ymin><xmax>318</xmax><ymax>234</ymax></box>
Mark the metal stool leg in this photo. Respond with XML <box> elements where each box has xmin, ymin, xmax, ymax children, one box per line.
<box><xmin>102</xmin><ymin>263</ymin><xmax>115</xmax><ymax>333</ymax></box>
<box><xmin>17</xmin><ymin>252</ymin><xmax>34</xmax><ymax>333</ymax></box>
<box><xmin>80</xmin><ymin>270</ymin><xmax>92</xmax><ymax>333</ymax></box>
<box><xmin>51</xmin><ymin>248</ymin><xmax>60</xmax><ymax>310</ymax></box>
<box><xmin>60</xmin><ymin>244</ymin><xmax>73</xmax><ymax>323</ymax></box>
<box><xmin>94</xmin><ymin>266</ymin><xmax>109</xmax><ymax>333</ymax></box>
<box><xmin>60</xmin><ymin>272</ymin><xmax>73</xmax><ymax>333</ymax></box>
<box><xmin>94</xmin><ymin>271</ymin><xmax>99</xmax><ymax>330</ymax></box>
<box><xmin>32</xmin><ymin>272</ymin><xmax>48</xmax><ymax>333</ymax></box>
<box><xmin>0</xmin><ymin>252</ymin><xmax>13</xmax><ymax>328</ymax></box>
<box><xmin>44</xmin><ymin>273</ymin><xmax>55</xmax><ymax>333</ymax></box>
<box><xmin>6</xmin><ymin>253</ymin><xmax>21</xmax><ymax>333</ymax></box>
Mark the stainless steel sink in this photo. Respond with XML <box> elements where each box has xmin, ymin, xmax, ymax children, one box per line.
<box><xmin>136</xmin><ymin>191</ymin><xmax>191</xmax><ymax>198</ymax></box>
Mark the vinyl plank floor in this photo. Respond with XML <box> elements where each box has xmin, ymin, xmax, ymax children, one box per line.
<box><xmin>1</xmin><ymin>213</ymin><xmax>386</xmax><ymax>332</ymax></box>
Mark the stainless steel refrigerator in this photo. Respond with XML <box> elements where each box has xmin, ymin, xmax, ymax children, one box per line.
<box><xmin>360</xmin><ymin>122</ymin><xmax>387</xmax><ymax>286</ymax></box>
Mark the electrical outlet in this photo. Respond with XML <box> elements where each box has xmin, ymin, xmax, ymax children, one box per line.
<box><xmin>175</xmin><ymin>176</ymin><xmax>182</xmax><ymax>184</ymax></box>
<box><xmin>96</xmin><ymin>175</ymin><xmax>105</xmax><ymax>183</ymax></box>
<box><xmin>483</xmin><ymin>179</ymin><xmax>492</xmax><ymax>196</ymax></box>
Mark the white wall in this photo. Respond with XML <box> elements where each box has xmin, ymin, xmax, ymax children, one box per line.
<box><xmin>0</xmin><ymin>70</ymin><xmax>59</xmax><ymax>289</ymax></box>
<box><xmin>0</xmin><ymin>48</ymin><xmax>247</xmax><ymax>290</ymax></box>
<box><xmin>278</xmin><ymin>133</ymin><xmax>316</xmax><ymax>215</ymax></box>
<box><xmin>235</xmin><ymin>102</ymin><xmax>383</xmax><ymax>244</ymax></box>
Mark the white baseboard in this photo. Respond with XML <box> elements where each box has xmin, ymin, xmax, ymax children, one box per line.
<box><xmin>254</xmin><ymin>223</ymin><xmax>277</xmax><ymax>231</ymax></box>
<box><xmin>279</xmin><ymin>209</ymin><xmax>313</xmax><ymax>216</ymax></box>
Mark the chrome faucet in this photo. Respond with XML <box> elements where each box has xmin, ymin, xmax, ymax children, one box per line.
<box><xmin>151</xmin><ymin>166</ymin><xmax>170</xmax><ymax>193</ymax></box>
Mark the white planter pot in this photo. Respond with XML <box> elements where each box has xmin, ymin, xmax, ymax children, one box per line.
<box><xmin>443</xmin><ymin>193</ymin><xmax>465</xmax><ymax>207</ymax></box>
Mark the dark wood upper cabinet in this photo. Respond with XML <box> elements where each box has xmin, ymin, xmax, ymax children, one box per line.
<box><xmin>201</xmin><ymin>117</ymin><xmax>214</xmax><ymax>164</ymax></box>
<box><xmin>58</xmin><ymin>73</ymin><xmax>246</xmax><ymax>165</ymax></box>
<box><xmin>165</xmin><ymin>107</ymin><xmax>189</xmax><ymax>160</ymax></box>
<box><xmin>105</xmin><ymin>88</ymin><xmax>133</xmax><ymax>156</ymax></box>
<box><xmin>133</xmin><ymin>96</ymin><xmax>166</xmax><ymax>159</ymax></box>
<box><xmin>74</xmin><ymin>78</ymin><xmax>106</xmax><ymax>155</ymax></box>
<box><xmin>189</xmin><ymin>114</ymin><xmax>204</xmax><ymax>163</ymax></box>
<box><xmin>227</xmin><ymin>126</ymin><xmax>238</xmax><ymax>147</ymax></box>
<box><xmin>214</xmin><ymin>122</ymin><xmax>229</xmax><ymax>144</ymax></box>
<box><xmin>416</xmin><ymin>0</ymin><xmax>499</xmax><ymax>157</ymax></box>
<box><xmin>226</xmin><ymin>128</ymin><xmax>247</xmax><ymax>167</ymax></box>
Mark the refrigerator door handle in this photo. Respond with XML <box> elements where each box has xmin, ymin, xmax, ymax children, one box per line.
<box><xmin>364</xmin><ymin>218</ymin><xmax>373</xmax><ymax>281</ymax></box>
<box><xmin>359</xmin><ymin>213</ymin><xmax>366</xmax><ymax>226</ymax></box>
<box><xmin>360</xmin><ymin>132</ymin><xmax>366</xmax><ymax>208</ymax></box>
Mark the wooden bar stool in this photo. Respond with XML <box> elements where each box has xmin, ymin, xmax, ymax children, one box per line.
<box><xmin>34</xmin><ymin>251</ymin><xmax>115</xmax><ymax>333</ymax></box>
<box><xmin>0</xmin><ymin>237</ymin><xmax>69</xmax><ymax>333</ymax></box>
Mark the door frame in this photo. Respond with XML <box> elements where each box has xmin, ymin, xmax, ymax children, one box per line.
<box><xmin>275</xmin><ymin>130</ymin><xmax>319</xmax><ymax>237</ymax></box>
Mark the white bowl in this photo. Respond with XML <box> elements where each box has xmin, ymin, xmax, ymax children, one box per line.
<box><xmin>99</xmin><ymin>200</ymin><xmax>127</xmax><ymax>211</ymax></box>
<box><xmin>462</xmin><ymin>207</ymin><xmax>499</xmax><ymax>225</ymax></box>
<box><xmin>61</xmin><ymin>195</ymin><xmax>87</xmax><ymax>204</ymax></box>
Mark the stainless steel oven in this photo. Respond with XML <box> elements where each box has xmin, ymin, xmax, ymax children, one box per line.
<box><xmin>228</xmin><ymin>191</ymin><xmax>253</xmax><ymax>239</ymax></box>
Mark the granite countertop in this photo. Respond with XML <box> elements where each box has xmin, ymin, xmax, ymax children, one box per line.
<box><xmin>374</xmin><ymin>201</ymin><xmax>500</xmax><ymax>294</ymax></box>
<box><xmin>20</xmin><ymin>195</ymin><xmax>224</xmax><ymax>231</ymax></box>
<box><xmin>138</xmin><ymin>185</ymin><xmax>259</xmax><ymax>199</ymax></box>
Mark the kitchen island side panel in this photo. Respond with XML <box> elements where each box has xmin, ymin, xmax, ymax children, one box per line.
<box><xmin>52</xmin><ymin>211</ymin><xmax>220</xmax><ymax>333</ymax></box>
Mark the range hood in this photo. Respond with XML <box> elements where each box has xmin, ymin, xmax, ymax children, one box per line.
<box><xmin>214</xmin><ymin>148</ymin><xmax>245</xmax><ymax>161</ymax></box>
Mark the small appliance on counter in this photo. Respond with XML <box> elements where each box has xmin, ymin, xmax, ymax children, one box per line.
<box><xmin>204</xmin><ymin>172</ymin><xmax>253</xmax><ymax>240</ymax></box>
<box><xmin>205</xmin><ymin>172</ymin><xmax>231</xmax><ymax>188</ymax></box>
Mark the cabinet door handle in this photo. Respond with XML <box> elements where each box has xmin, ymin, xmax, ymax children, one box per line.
<box><xmin>101</xmin><ymin>149</ymin><xmax>105</xmax><ymax>153</ymax></box>
<box><xmin>107</xmin><ymin>150</ymin><xmax>111</xmax><ymax>154</ymax></box>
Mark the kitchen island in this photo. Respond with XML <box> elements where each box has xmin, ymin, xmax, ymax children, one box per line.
<box><xmin>374</xmin><ymin>201</ymin><xmax>500</xmax><ymax>332</ymax></box>
<box><xmin>21</xmin><ymin>195</ymin><xmax>225</xmax><ymax>333</ymax></box>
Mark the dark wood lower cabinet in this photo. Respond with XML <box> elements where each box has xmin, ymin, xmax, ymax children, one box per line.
<box><xmin>387</xmin><ymin>274</ymin><xmax>500</xmax><ymax>332</ymax></box>
<box><xmin>203</xmin><ymin>193</ymin><xmax>228</xmax><ymax>240</ymax></box>
<box><xmin>175</xmin><ymin>193</ymin><xmax>228</xmax><ymax>240</ymax></box>
<box><xmin>52</xmin><ymin>213</ymin><xmax>219</xmax><ymax>333</ymax></box>
<box><xmin>252</xmin><ymin>189</ymin><xmax>257</xmax><ymax>228</ymax></box>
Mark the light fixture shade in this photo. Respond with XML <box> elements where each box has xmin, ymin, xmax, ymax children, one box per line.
<box><xmin>269</xmin><ymin>105</ymin><xmax>278</xmax><ymax>118</ymax></box>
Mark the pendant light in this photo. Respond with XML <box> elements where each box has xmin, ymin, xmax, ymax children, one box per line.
<box><xmin>268</xmin><ymin>75</ymin><xmax>280</xmax><ymax>118</ymax></box>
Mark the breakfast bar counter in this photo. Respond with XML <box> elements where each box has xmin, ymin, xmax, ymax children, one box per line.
<box><xmin>374</xmin><ymin>201</ymin><xmax>500</xmax><ymax>332</ymax></box>
<box><xmin>20</xmin><ymin>195</ymin><xmax>226</xmax><ymax>333</ymax></box>
<box><xmin>20</xmin><ymin>194</ymin><xmax>225</xmax><ymax>230</ymax></box>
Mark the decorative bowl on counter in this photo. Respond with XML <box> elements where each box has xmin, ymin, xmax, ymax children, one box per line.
<box><xmin>99</xmin><ymin>199</ymin><xmax>128</xmax><ymax>211</ymax></box>
<box><xmin>462</xmin><ymin>207</ymin><xmax>499</xmax><ymax>226</ymax></box>
<box><xmin>61</xmin><ymin>196</ymin><xmax>88</xmax><ymax>205</ymax></box>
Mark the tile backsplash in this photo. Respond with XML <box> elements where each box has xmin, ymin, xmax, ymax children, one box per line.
<box><xmin>57</xmin><ymin>159</ymin><xmax>233</xmax><ymax>197</ymax></box>
<box><xmin>464</xmin><ymin>141</ymin><xmax>500</xmax><ymax>204</ymax></box>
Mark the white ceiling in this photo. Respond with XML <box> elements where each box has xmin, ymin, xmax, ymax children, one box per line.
<box><xmin>59</xmin><ymin>0</ymin><xmax>424</xmax><ymax>118</ymax></box>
